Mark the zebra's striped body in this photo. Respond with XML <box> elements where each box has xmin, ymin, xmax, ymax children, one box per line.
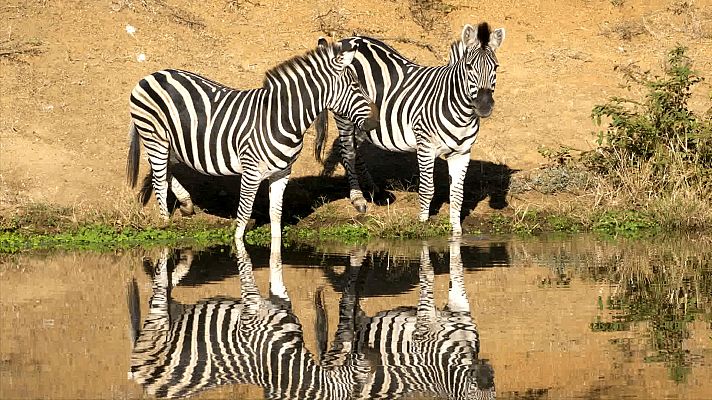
<box><xmin>127</xmin><ymin>41</ymin><xmax>379</xmax><ymax>239</ymax></box>
<box><xmin>316</xmin><ymin>23</ymin><xmax>504</xmax><ymax>235</ymax></box>
<box><xmin>129</xmin><ymin>239</ymin><xmax>366</xmax><ymax>399</ymax></box>
<box><xmin>352</xmin><ymin>240</ymin><xmax>495</xmax><ymax>399</ymax></box>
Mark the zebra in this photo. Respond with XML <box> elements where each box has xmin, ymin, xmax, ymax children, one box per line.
<box><xmin>126</xmin><ymin>39</ymin><xmax>379</xmax><ymax>239</ymax></box>
<box><xmin>314</xmin><ymin>23</ymin><xmax>505</xmax><ymax>235</ymax></box>
<box><xmin>347</xmin><ymin>238</ymin><xmax>495</xmax><ymax>399</ymax></box>
<box><xmin>128</xmin><ymin>237</ymin><xmax>369</xmax><ymax>399</ymax></box>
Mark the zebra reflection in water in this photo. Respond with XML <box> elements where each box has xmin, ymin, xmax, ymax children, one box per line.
<box><xmin>349</xmin><ymin>240</ymin><xmax>495</xmax><ymax>399</ymax></box>
<box><xmin>128</xmin><ymin>238</ymin><xmax>494</xmax><ymax>399</ymax></box>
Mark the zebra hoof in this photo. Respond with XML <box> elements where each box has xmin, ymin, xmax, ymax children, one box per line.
<box><xmin>352</xmin><ymin>199</ymin><xmax>368</xmax><ymax>214</ymax></box>
<box><xmin>179</xmin><ymin>201</ymin><xmax>195</xmax><ymax>216</ymax></box>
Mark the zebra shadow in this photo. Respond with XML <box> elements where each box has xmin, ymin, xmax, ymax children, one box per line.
<box><xmin>138</xmin><ymin>143</ymin><xmax>514</xmax><ymax>224</ymax></box>
<box><xmin>139</xmin><ymin>163</ymin><xmax>353</xmax><ymax>224</ymax></box>
<box><xmin>321</xmin><ymin>140</ymin><xmax>517</xmax><ymax>217</ymax></box>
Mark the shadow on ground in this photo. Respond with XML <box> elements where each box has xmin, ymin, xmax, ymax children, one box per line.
<box><xmin>321</xmin><ymin>141</ymin><xmax>517</xmax><ymax>217</ymax></box>
<box><xmin>138</xmin><ymin>166</ymin><xmax>351</xmax><ymax>226</ymax></box>
<box><xmin>137</xmin><ymin>141</ymin><xmax>515</xmax><ymax>225</ymax></box>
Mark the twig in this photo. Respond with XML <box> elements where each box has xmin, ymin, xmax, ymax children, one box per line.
<box><xmin>379</xmin><ymin>36</ymin><xmax>443</xmax><ymax>61</ymax></box>
<box><xmin>0</xmin><ymin>42</ymin><xmax>43</xmax><ymax>59</ymax></box>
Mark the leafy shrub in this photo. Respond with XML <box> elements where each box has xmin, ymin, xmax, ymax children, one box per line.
<box><xmin>586</xmin><ymin>46</ymin><xmax>712</xmax><ymax>193</ymax></box>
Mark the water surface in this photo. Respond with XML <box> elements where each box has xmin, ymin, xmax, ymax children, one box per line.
<box><xmin>1</xmin><ymin>234</ymin><xmax>710</xmax><ymax>399</ymax></box>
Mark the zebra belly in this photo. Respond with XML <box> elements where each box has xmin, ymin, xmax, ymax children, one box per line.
<box><xmin>364</xmin><ymin>124</ymin><xmax>417</xmax><ymax>153</ymax></box>
<box><xmin>167</xmin><ymin>130</ymin><xmax>244</xmax><ymax>177</ymax></box>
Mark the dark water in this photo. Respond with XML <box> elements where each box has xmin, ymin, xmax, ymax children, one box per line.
<box><xmin>1</xmin><ymin>235</ymin><xmax>710</xmax><ymax>399</ymax></box>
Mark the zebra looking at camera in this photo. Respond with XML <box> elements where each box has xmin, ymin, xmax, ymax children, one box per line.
<box><xmin>126</xmin><ymin>39</ymin><xmax>379</xmax><ymax>239</ymax></box>
<box><xmin>127</xmin><ymin>238</ymin><xmax>369</xmax><ymax>399</ymax></box>
<box><xmin>351</xmin><ymin>239</ymin><xmax>495</xmax><ymax>399</ymax></box>
<box><xmin>315</xmin><ymin>23</ymin><xmax>505</xmax><ymax>235</ymax></box>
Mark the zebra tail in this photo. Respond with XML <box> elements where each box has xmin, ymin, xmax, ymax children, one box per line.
<box><xmin>314</xmin><ymin>110</ymin><xmax>329</xmax><ymax>163</ymax></box>
<box><xmin>314</xmin><ymin>286</ymin><xmax>328</xmax><ymax>358</ymax></box>
<box><xmin>126</xmin><ymin>122</ymin><xmax>141</xmax><ymax>188</ymax></box>
<box><xmin>127</xmin><ymin>277</ymin><xmax>141</xmax><ymax>347</ymax></box>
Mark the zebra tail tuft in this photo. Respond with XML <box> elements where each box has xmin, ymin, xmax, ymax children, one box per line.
<box><xmin>127</xmin><ymin>277</ymin><xmax>141</xmax><ymax>347</ymax></box>
<box><xmin>314</xmin><ymin>110</ymin><xmax>329</xmax><ymax>164</ymax></box>
<box><xmin>126</xmin><ymin>122</ymin><xmax>141</xmax><ymax>188</ymax></box>
<box><xmin>138</xmin><ymin>173</ymin><xmax>153</xmax><ymax>206</ymax></box>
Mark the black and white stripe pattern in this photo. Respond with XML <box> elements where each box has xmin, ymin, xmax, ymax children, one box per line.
<box><xmin>126</xmin><ymin>40</ymin><xmax>379</xmax><ymax>239</ymax></box>
<box><xmin>352</xmin><ymin>239</ymin><xmax>495</xmax><ymax>399</ymax></box>
<box><xmin>315</xmin><ymin>23</ymin><xmax>504</xmax><ymax>235</ymax></box>
<box><xmin>128</xmin><ymin>239</ymin><xmax>367</xmax><ymax>399</ymax></box>
<box><xmin>128</xmin><ymin>238</ymin><xmax>493</xmax><ymax>399</ymax></box>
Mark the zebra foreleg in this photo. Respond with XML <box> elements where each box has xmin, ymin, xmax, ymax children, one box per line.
<box><xmin>447</xmin><ymin>237</ymin><xmax>470</xmax><ymax>312</ymax></box>
<box><xmin>415</xmin><ymin>143</ymin><xmax>437</xmax><ymax>223</ymax></box>
<box><xmin>234</xmin><ymin>238</ymin><xmax>262</xmax><ymax>314</ymax></box>
<box><xmin>268</xmin><ymin>170</ymin><xmax>290</xmax><ymax>238</ymax></box>
<box><xmin>336</xmin><ymin>117</ymin><xmax>368</xmax><ymax>213</ymax></box>
<box><xmin>446</xmin><ymin>152</ymin><xmax>470</xmax><ymax>236</ymax></box>
<box><xmin>169</xmin><ymin>176</ymin><xmax>194</xmax><ymax>216</ymax></box>
<box><xmin>415</xmin><ymin>243</ymin><xmax>437</xmax><ymax>339</ymax></box>
<box><xmin>234</xmin><ymin>172</ymin><xmax>262</xmax><ymax>240</ymax></box>
<box><xmin>268</xmin><ymin>235</ymin><xmax>289</xmax><ymax>303</ymax></box>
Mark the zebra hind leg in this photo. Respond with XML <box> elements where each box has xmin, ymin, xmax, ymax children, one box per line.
<box><xmin>146</xmin><ymin>145</ymin><xmax>172</xmax><ymax>221</ymax></box>
<box><xmin>170</xmin><ymin>176</ymin><xmax>195</xmax><ymax>217</ymax></box>
<box><xmin>355</xmin><ymin>148</ymin><xmax>396</xmax><ymax>207</ymax></box>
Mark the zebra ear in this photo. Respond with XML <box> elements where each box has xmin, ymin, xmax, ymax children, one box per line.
<box><xmin>490</xmin><ymin>28</ymin><xmax>505</xmax><ymax>51</ymax></box>
<box><xmin>461</xmin><ymin>24</ymin><xmax>478</xmax><ymax>47</ymax></box>
<box><xmin>317</xmin><ymin>37</ymin><xmax>328</xmax><ymax>48</ymax></box>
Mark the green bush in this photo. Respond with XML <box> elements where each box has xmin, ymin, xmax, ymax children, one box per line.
<box><xmin>586</xmin><ymin>46</ymin><xmax>712</xmax><ymax>192</ymax></box>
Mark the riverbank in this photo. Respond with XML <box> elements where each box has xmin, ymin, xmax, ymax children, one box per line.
<box><xmin>2</xmin><ymin>172</ymin><xmax>710</xmax><ymax>253</ymax></box>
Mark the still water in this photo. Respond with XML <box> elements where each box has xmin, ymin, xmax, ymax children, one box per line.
<box><xmin>1</xmin><ymin>235</ymin><xmax>710</xmax><ymax>399</ymax></box>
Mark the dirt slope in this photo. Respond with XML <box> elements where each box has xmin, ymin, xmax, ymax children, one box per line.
<box><xmin>1</xmin><ymin>0</ymin><xmax>710</xmax><ymax>220</ymax></box>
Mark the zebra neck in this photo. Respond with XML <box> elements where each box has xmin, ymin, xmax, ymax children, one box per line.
<box><xmin>440</xmin><ymin>62</ymin><xmax>479</xmax><ymax>124</ymax></box>
<box><xmin>263</xmin><ymin>75</ymin><xmax>325</xmax><ymax>139</ymax></box>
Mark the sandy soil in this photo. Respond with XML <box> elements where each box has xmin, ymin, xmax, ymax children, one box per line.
<box><xmin>1</xmin><ymin>0</ymin><xmax>711</xmax><ymax>224</ymax></box>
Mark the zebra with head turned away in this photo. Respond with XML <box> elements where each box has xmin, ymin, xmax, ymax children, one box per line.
<box><xmin>314</xmin><ymin>23</ymin><xmax>505</xmax><ymax>235</ymax></box>
<box><xmin>348</xmin><ymin>238</ymin><xmax>495</xmax><ymax>399</ymax></box>
<box><xmin>126</xmin><ymin>39</ymin><xmax>379</xmax><ymax>239</ymax></box>
<box><xmin>127</xmin><ymin>237</ymin><xmax>370</xmax><ymax>399</ymax></box>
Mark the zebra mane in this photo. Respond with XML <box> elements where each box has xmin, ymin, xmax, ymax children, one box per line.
<box><xmin>449</xmin><ymin>22</ymin><xmax>492</xmax><ymax>64</ymax></box>
<box><xmin>448</xmin><ymin>40</ymin><xmax>466</xmax><ymax>65</ymax></box>
<box><xmin>262</xmin><ymin>44</ymin><xmax>340</xmax><ymax>88</ymax></box>
<box><xmin>477</xmin><ymin>22</ymin><xmax>490</xmax><ymax>48</ymax></box>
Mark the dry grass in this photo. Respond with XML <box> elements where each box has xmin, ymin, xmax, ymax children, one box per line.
<box><xmin>408</xmin><ymin>0</ymin><xmax>454</xmax><ymax>35</ymax></box>
<box><xmin>313</xmin><ymin>1</ymin><xmax>350</xmax><ymax>38</ymax></box>
<box><xmin>600</xmin><ymin>20</ymin><xmax>647</xmax><ymax>40</ymax></box>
